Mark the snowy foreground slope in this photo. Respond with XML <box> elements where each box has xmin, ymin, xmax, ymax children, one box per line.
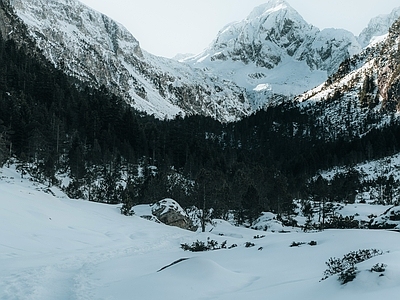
<box><xmin>1</xmin><ymin>165</ymin><xmax>400</xmax><ymax>300</ymax></box>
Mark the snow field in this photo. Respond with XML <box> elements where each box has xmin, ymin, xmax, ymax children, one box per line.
<box><xmin>1</xmin><ymin>165</ymin><xmax>400</xmax><ymax>299</ymax></box>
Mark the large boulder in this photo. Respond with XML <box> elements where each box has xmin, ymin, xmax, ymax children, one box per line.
<box><xmin>151</xmin><ymin>199</ymin><xmax>197</xmax><ymax>231</ymax></box>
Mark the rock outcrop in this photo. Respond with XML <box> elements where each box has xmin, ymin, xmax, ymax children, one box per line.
<box><xmin>151</xmin><ymin>199</ymin><xmax>196</xmax><ymax>231</ymax></box>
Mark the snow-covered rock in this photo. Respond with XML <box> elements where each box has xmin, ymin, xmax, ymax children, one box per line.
<box><xmin>252</xmin><ymin>212</ymin><xmax>287</xmax><ymax>232</ymax></box>
<box><xmin>132</xmin><ymin>199</ymin><xmax>197</xmax><ymax>231</ymax></box>
<box><xmin>151</xmin><ymin>199</ymin><xmax>196</xmax><ymax>231</ymax></box>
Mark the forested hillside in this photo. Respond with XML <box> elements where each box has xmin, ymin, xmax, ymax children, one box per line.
<box><xmin>1</xmin><ymin>32</ymin><xmax>400</xmax><ymax>225</ymax></box>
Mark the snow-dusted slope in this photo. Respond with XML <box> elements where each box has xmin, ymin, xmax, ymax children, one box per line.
<box><xmin>358</xmin><ymin>6</ymin><xmax>400</xmax><ymax>48</ymax></box>
<box><xmin>296</xmin><ymin>16</ymin><xmax>400</xmax><ymax>140</ymax></box>
<box><xmin>2</xmin><ymin>164</ymin><xmax>400</xmax><ymax>299</ymax></box>
<box><xmin>6</xmin><ymin>0</ymin><xmax>252</xmax><ymax>122</ymax></box>
<box><xmin>183</xmin><ymin>0</ymin><xmax>362</xmax><ymax>109</ymax></box>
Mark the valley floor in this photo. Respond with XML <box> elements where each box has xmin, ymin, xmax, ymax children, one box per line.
<box><xmin>1</xmin><ymin>165</ymin><xmax>400</xmax><ymax>300</ymax></box>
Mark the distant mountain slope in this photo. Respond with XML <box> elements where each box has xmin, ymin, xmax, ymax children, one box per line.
<box><xmin>358</xmin><ymin>6</ymin><xmax>400</xmax><ymax>47</ymax></box>
<box><xmin>5</xmin><ymin>0</ymin><xmax>252</xmax><ymax>122</ymax></box>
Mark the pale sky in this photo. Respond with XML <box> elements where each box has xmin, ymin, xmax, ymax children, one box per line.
<box><xmin>78</xmin><ymin>0</ymin><xmax>399</xmax><ymax>58</ymax></box>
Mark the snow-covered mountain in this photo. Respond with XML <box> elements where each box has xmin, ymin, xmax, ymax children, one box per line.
<box><xmin>3</xmin><ymin>0</ymin><xmax>400</xmax><ymax>121</ymax></box>
<box><xmin>183</xmin><ymin>0</ymin><xmax>363</xmax><ymax>109</ymax></box>
<box><xmin>4</xmin><ymin>0</ymin><xmax>252</xmax><ymax>122</ymax></box>
<box><xmin>358</xmin><ymin>6</ymin><xmax>400</xmax><ymax>47</ymax></box>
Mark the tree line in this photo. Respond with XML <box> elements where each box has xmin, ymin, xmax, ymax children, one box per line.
<box><xmin>1</xmin><ymin>35</ymin><xmax>400</xmax><ymax>224</ymax></box>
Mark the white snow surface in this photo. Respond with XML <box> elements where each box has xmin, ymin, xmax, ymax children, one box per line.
<box><xmin>2</xmin><ymin>165</ymin><xmax>400</xmax><ymax>299</ymax></box>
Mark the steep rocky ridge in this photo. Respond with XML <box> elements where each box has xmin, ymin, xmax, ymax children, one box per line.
<box><xmin>6</xmin><ymin>0</ymin><xmax>252</xmax><ymax>122</ymax></box>
<box><xmin>377</xmin><ymin>18</ymin><xmax>400</xmax><ymax>109</ymax></box>
<box><xmin>0</xmin><ymin>0</ymin><xmax>34</xmax><ymax>45</ymax></box>
<box><xmin>192</xmin><ymin>0</ymin><xmax>361</xmax><ymax>75</ymax></box>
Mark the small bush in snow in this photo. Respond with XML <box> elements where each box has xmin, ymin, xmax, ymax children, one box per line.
<box><xmin>290</xmin><ymin>241</ymin><xmax>306</xmax><ymax>247</ymax></box>
<box><xmin>290</xmin><ymin>241</ymin><xmax>317</xmax><ymax>247</ymax></box>
<box><xmin>221</xmin><ymin>240</ymin><xmax>227</xmax><ymax>249</ymax></box>
<box><xmin>181</xmin><ymin>239</ymin><xmax>236</xmax><ymax>252</ymax></box>
<box><xmin>253</xmin><ymin>235</ymin><xmax>265</xmax><ymax>239</ymax></box>
<box><xmin>180</xmin><ymin>240</ymin><xmax>209</xmax><ymax>252</ymax></box>
<box><xmin>322</xmin><ymin>249</ymin><xmax>383</xmax><ymax>284</ymax></box>
<box><xmin>206</xmin><ymin>237</ymin><xmax>219</xmax><ymax>250</ymax></box>
<box><xmin>338</xmin><ymin>266</ymin><xmax>358</xmax><ymax>284</ymax></box>
<box><xmin>370</xmin><ymin>263</ymin><xmax>387</xmax><ymax>273</ymax></box>
<box><xmin>244</xmin><ymin>242</ymin><xmax>255</xmax><ymax>248</ymax></box>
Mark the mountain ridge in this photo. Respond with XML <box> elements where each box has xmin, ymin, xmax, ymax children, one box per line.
<box><xmin>358</xmin><ymin>6</ymin><xmax>400</xmax><ymax>47</ymax></box>
<box><xmin>5</xmin><ymin>0</ymin><xmax>253</xmax><ymax>122</ymax></box>
<box><xmin>3</xmin><ymin>0</ymin><xmax>400</xmax><ymax>122</ymax></box>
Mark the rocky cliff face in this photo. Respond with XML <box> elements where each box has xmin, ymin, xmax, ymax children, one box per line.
<box><xmin>6</xmin><ymin>0</ymin><xmax>252</xmax><ymax>122</ymax></box>
<box><xmin>377</xmin><ymin>18</ymin><xmax>400</xmax><ymax>109</ymax></box>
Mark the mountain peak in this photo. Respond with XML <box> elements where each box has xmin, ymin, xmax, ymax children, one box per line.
<box><xmin>247</xmin><ymin>0</ymin><xmax>290</xmax><ymax>19</ymax></box>
<box><xmin>246</xmin><ymin>0</ymin><xmax>299</xmax><ymax>22</ymax></box>
<box><xmin>358</xmin><ymin>6</ymin><xmax>400</xmax><ymax>47</ymax></box>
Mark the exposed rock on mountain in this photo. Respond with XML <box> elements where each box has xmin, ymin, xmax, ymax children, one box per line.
<box><xmin>0</xmin><ymin>0</ymin><xmax>33</xmax><ymax>44</ymax></box>
<box><xmin>195</xmin><ymin>0</ymin><xmax>360</xmax><ymax>74</ymax></box>
<box><xmin>377</xmin><ymin>18</ymin><xmax>400</xmax><ymax>109</ymax></box>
